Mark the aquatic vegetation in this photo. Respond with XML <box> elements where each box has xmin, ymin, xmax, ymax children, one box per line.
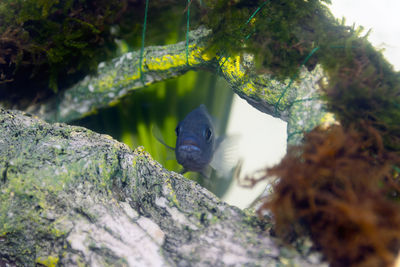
<box><xmin>202</xmin><ymin>0</ymin><xmax>334</xmax><ymax>79</ymax></box>
<box><xmin>255</xmin><ymin>125</ymin><xmax>400</xmax><ymax>266</ymax></box>
<box><xmin>0</xmin><ymin>0</ymin><xmax>200</xmax><ymax>106</ymax></box>
<box><xmin>209</xmin><ymin>1</ymin><xmax>400</xmax><ymax>266</ymax></box>
<box><xmin>202</xmin><ymin>0</ymin><xmax>400</xmax><ymax>151</ymax></box>
<box><xmin>0</xmin><ymin>0</ymin><xmax>124</xmax><ymax>103</ymax></box>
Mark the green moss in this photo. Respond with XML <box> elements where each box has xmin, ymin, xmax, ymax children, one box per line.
<box><xmin>203</xmin><ymin>0</ymin><xmax>400</xmax><ymax>152</ymax></box>
<box><xmin>0</xmin><ymin>0</ymin><xmax>202</xmax><ymax>107</ymax></box>
<box><xmin>0</xmin><ymin>111</ymin><xmax>131</xmax><ymax>264</ymax></box>
<box><xmin>0</xmin><ymin>172</ymin><xmax>69</xmax><ymax>263</ymax></box>
<box><xmin>202</xmin><ymin>0</ymin><xmax>333</xmax><ymax>80</ymax></box>
<box><xmin>0</xmin><ymin>0</ymin><xmax>123</xmax><ymax>100</ymax></box>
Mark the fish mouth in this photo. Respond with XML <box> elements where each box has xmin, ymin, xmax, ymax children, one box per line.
<box><xmin>178</xmin><ymin>138</ymin><xmax>201</xmax><ymax>152</ymax></box>
<box><xmin>178</xmin><ymin>145</ymin><xmax>201</xmax><ymax>152</ymax></box>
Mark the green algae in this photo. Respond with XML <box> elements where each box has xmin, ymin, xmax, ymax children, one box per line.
<box><xmin>0</xmin><ymin>109</ymin><xmax>322</xmax><ymax>265</ymax></box>
<box><xmin>0</xmin><ymin>109</ymin><xmax>133</xmax><ymax>264</ymax></box>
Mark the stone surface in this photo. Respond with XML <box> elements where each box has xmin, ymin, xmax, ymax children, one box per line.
<box><xmin>0</xmin><ymin>109</ymin><xmax>326</xmax><ymax>266</ymax></box>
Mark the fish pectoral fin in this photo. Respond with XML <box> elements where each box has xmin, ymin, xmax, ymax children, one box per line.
<box><xmin>152</xmin><ymin>124</ymin><xmax>175</xmax><ymax>151</ymax></box>
<box><xmin>210</xmin><ymin>134</ymin><xmax>241</xmax><ymax>179</ymax></box>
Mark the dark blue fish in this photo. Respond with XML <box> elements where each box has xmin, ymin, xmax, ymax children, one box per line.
<box><xmin>175</xmin><ymin>104</ymin><xmax>216</xmax><ymax>175</ymax></box>
<box><xmin>153</xmin><ymin>104</ymin><xmax>238</xmax><ymax>178</ymax></box>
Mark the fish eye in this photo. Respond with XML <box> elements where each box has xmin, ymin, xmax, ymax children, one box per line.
<box><xmin>203</xmin><ymin>127</ymin><xmax>212</xmax><ymax>142</ymax></box>
<box><xmin>175</xmin><ymin>125</ymin><xmax>181</xmax><ymax>136</ymax></box>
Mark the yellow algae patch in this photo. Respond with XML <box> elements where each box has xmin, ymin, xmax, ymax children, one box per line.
<box><xmin>36</xmin><ymin>255</ymin><xmax>59</xmax><ymax>267</ymax></box>
<box><xmin>219</xmin><ymin>55</ymin><xmax>246</xmax><ymax>80</ymax></box>
<box><xmin>97</xmin><ymin>72</ymin><xmax>117</xmax><ymax>91</ymax></box>
<box><xmin>165</xmin><ymin>178</ymin><xmax>179</xmax><ymax>207</ymax></box>
<box><xmin>111</xmin><ymin>71</ymin><xmax>140</xmax><ymax>89</ymax></box>
<box><xmin>188</xmin><ymin>44</ymin><xmax>213</xmax><ymax>64</ymax></box>
<box><xmin>135</xmin><ymin>146</ymin><xmax>146</xmax><ymax>154</ymax></box>
<box><xmin>199</xmin><ymin>48</ymin><xmax>214</xmax><ymax>62</ymax></box>
<box><xmin>108</xmin><ymin>98</ymin><xmax>120</xmax><ymax>107</ymax></box>
<box><xmin>164</xmin><ymin>177</ymin><xmax>180</xmax><ymax>207</ymax></box>
<box><xmin>122</xmin><ymin>71</ymin><xmax>141</xmax><ymax>83</ymax></box>
<box><xmin>146</xmin><ymin>44</ymin><xmax>213</xmax><ymax>71</ymax></box>
<box><xmin>320</xmin><ymin>112</ymin><xmax>339</xmax><ymax>129</ymax></box>
<box><xmin>147</xmin><ymin>54</ymin><xmax>187</xmax><ymax>71</ymax></box>
<box><xmin>240</xmin><ymin>82</ymin><xmax>258</xmax><ymax>96</ymax></box>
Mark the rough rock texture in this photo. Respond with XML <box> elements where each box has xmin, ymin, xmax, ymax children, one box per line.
<box><xmin>0</xmin><ymin>109</ymin><xmax>325</xmax><ymax>266</ymax></box>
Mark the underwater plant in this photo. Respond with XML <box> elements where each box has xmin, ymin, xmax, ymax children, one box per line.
<box><xmin>254</xmin><ymin>124</ymin><xmax>400</xmax><ymax>266</ymax></box>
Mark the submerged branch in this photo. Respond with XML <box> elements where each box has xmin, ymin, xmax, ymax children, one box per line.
<box><xmin>25</xmin><ymin>27</ymin><xmax>329</xmax><ymax>145</ymax></box>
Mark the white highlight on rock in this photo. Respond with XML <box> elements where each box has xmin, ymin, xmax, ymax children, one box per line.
<box><xmin>137</xmin><ymin>217</ymin><xmax>165</xmax><ymax>246</ymax></box>
<box><xmin>68</xmin><ymin>204</ymin><xmax>166</xmax><ymax>266</ymax></box>
<box><xmin>155</xmin><ymin>196</ymin><xmax>198</xmax><ymax>230</ymax></box>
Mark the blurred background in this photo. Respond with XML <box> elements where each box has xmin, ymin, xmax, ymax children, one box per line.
<box><xmin>72</xmin><ymin>0</ymin><xmax>400</xmax><ymax>209</ymax></box>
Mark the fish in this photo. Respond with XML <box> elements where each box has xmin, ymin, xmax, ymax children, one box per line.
<box><xmin>153</xmin><ymin>104</ymin><xmax>238</xmax><ymax>178</ymax></box>
<box><xmin>175</xmin><ymin>104</ymin><xmax>217</xmax><ymax>175</ymax></box>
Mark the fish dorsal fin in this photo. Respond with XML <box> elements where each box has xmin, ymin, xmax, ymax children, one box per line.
<box><xmin>210</xmin><ymin>134</ymin><xmax>241</xmax><ymax>179</ymax></box>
